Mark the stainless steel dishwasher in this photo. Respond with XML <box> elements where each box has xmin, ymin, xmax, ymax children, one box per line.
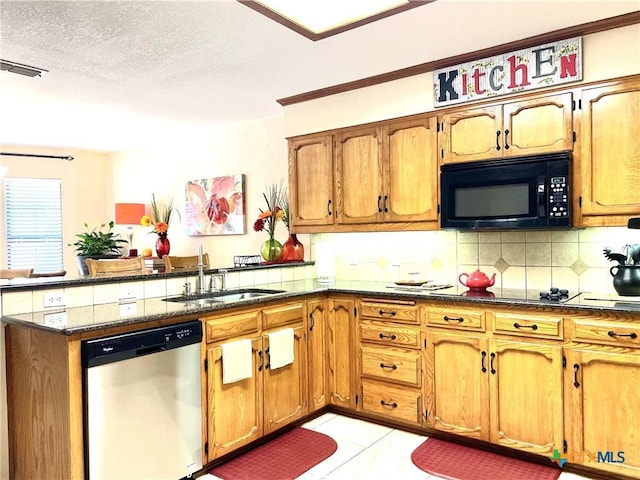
<box><xmin>82</xmin><ymin>320</ymin><xmax>203</xmax><ymax>480</ymax></box>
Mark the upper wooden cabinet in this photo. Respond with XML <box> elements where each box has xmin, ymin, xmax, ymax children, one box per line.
<box><xmin>578</xmin><ymin>77</ymin><xmax>640</xmax><ymax>225</ymax></box>
<box><xmin>440</xmin><ymin>92</ymin><xmax>574</xmax><ymax>164</ymax></box>
<box><xmin>288</xmin><ymin>133</ymin><xmax>335</xmax><ymax>227</ymax></box>
<box><xmin>334</xmin><ymin>116</ymin><xmax>439</xmax><ymax>224</ymax></box>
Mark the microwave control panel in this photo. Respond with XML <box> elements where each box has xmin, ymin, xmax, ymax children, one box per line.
<box><xmin>549</xmin><ymin>176</ymin><xmax>569</xmax><ymax>217</ymax></box>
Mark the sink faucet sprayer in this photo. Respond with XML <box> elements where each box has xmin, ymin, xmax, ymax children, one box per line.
<box><xmin>197</xmin><ymin>245</ymin><xmax>206</xmax><ymax>295</ymax></box>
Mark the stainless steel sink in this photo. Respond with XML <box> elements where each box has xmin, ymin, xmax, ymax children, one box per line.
<box><xmin>163</xmin><ymin>288</ymin><xmax>285</xmax><ymax>305</ymax></box>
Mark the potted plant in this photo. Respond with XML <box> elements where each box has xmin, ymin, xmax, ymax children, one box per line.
<box><xmin>70</xmin><ymin>221</ymin><xmax>128</xmax><ymax>276</ymax></box>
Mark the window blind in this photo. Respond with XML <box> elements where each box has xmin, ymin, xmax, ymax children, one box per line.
<box><xmin>4</xmin><ymin>177</ymin><xmax>64</xmax><ymax>273</ymax></box>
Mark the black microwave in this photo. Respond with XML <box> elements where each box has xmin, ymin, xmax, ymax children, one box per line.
<box><xmin>440</xmin><ymin>152</ymin><xmax>571</xmax><ymax>230</ymax></box>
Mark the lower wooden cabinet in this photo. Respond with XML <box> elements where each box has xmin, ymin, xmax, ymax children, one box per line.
<box><xmin>307</xmin><ymin>298</ymin><xmax>328</xmax><ymax>412</ymax></box>
<box><xmin>204</xmin><ymin>303</ymin><xmax>307</xmax><ymax>462</ymax></box>
<box><xmin>327</xmin><ymin>296</ymin><xmax>357</xmax><ymax>408</ymax></box>
<box><xmin>425</xmin><ymin>329</ymin><xmax>564</xmax><ymax>456</ymax></box>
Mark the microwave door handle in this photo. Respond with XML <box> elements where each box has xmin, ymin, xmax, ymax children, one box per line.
<box><xmin>537</xmin><ymin>178</ymin><xmax>546</xmax><ymax>217</ymax></box>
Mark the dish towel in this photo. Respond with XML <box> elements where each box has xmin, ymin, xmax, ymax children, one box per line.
<box><xmin>221</xmin><ymin>338</ymin><xmax>253</xmax><ymax>384</ymax></box>
<box><xmin>268</xmin><ymin>328</ymin><xmax>294</xmax><ymax>370</ymax></box>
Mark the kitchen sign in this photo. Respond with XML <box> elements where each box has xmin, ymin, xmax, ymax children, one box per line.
<box><xmin>433</xmin><ymin>37</ymin><xmax>582</xmax><ymax>107</ymax></box>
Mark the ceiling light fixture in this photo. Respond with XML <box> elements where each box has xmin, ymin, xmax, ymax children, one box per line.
<box><xmin>241</xmin><ymin>0</ymin><xmax>432</xmax><ymax>40</ymax></box>
<box><xmin>0</xmin><ymin>59</ymin><xmax>48</xmax><ymax>77</ymax></box>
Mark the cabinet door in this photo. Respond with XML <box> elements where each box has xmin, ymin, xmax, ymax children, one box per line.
<box><xmin>567</xmin><ymin>348</ymin><xmax>640</xmax><ymax>478</ymax></box>
<box><xmin>263</xmin><ymin>325</ymin><xmax>307</xmax><ymax>434</ymax></box>
<box><xmin>288</xmin><ymin>134</ymin><xmax>335</xmax><ymax>226</ymax></box>
<box><xmin>425</xmin><ymin>331</ymin><xmax>489</xmax><ymax>440</ymax></box>
<box><xmin>382</xmin><ymin>116</ymin><xmax>439</xmax><ymax>222</ymax></box>
<box><xmin>441</xmin><ymin>105</ymin><xmax>502</xmax><ymax>164</ymax></box>
<box><xmin>307</xmin><ymin>298</ymin><xmax>328</xmax><ymax>412</ymax></box>
<box><xmin>335</xmin><ymin>126</ymin><xmax>383</xmax><ymax>224</ymax></box>
<box><xmin>206</xmin><ymin>337</ymin><xmax>263</xmax><ymax>461</ymax></box>
<box><xmin>489</xmin><ymin>340</ymin><xmax>563</xmax><ymax>456</ymax></box>
<box><xmin>327</xmin><ymin>296</ymin><xmax>356</xmax><ymax>408</ymax></box>
<box><xmin>579</xmin><ymin>79</ymin><xmax>640</xmax><ymax>220</ymax></box>
<box><xmin>503</xmin><ymin>92</ymin><xmax>573</xmax><ymax>157</ymax></box>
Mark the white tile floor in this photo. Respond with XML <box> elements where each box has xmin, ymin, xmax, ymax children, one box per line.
<box><xmin>203</xmin><ymin>413</ymin><xmax>592</xmax><ymax>480</ymax></box>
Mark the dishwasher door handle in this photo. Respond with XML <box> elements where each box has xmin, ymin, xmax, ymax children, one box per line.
<box><xmin>136</xmin><ymin>345</ymin><xmax>167</xmax><ymax>356</ymax></box>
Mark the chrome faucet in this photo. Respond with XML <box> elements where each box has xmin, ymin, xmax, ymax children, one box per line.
<box><xmin>197</xmin><ymin>246</ymin><xmax>206</xmax><ymax>295</ymax></box>
<box><xmin>210</xmin><ymin>269</ymin><xmax>227</xmax><ymax>292</ymax></box>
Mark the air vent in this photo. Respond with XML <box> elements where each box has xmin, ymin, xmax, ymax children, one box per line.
<box><xmin>0</xmin><ymin>59</ymin><xmax>48</xmax><ymax>77</ymax></box>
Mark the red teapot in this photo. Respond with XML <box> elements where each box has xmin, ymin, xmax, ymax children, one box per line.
<box><xmin>459</xmin><ymin>269</ymin><xmax>496</xmax><ymax>290</ymax></box>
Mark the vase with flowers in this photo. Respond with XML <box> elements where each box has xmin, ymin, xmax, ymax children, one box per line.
<box><xmin>140</xmin><ymin>194</ymin><xmax>180</xmax><ymax>259</ymax></box>
<box><xmin>280</xmin><ymin>188</ymin><xmax>304</xmax><ymax>262</ymax></box>
<box><xmin>253</xmin><ymin>182</ymin><xmax>285</xmax><ymax>263</ymax></box>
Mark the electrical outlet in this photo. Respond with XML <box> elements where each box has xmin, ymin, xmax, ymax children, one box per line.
<box><xmin>119</xmin><ymin>285</ymin><xmax>137</xmax><ymax>300</ymax></box>
<box><xmin>119</xmin><ymin>302</ymin><xmax>137</xmax><ymax>317</ymax></box>
<box><xmin>43</xmin><ymin>292</ymin><xmax>66</xmax><ymax>308</ymax></box>
<box><xmin>43</xmin><ymin>312</ymin><xmax>67</xmax><ymax>327</ymax></box>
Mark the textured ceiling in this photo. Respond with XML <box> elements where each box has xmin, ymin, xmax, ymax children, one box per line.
<box><xmin>0</xmin><ymin>0</ymin><xmax>638</xmax><ymax>151</ymax></box>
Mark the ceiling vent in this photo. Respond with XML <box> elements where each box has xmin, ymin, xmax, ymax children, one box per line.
<box><xmin>0</xmin><ymin>59</ymin><xmax>48</xmax><ymax>77</ymax></box>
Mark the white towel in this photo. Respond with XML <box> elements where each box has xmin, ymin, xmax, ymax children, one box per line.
<box><xmin>268</xmin><ymin>327</ymin><xmax>294</xmax><ymax>370</ymax></box>
<box><xmin>221</xmin><ymin>338</ymin><xmax>253</xmax><ymax>384</ymax></box>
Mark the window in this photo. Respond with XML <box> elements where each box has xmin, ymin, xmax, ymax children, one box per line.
<box><xmin>4</xmin><ymin>177</ymin><xmax>63</xmax><ymax>273</ymax></box>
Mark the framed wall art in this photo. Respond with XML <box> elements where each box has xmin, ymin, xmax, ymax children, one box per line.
<box><xmin>185</xmin><ymin>174</ymin><xmax>245</xmax><ymax>235</ymax></box>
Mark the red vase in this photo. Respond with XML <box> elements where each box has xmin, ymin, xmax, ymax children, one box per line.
<box><xmin>281</xmin><ymin>233</ymin><xmax>304</xmax><ymax>262</ymax></box>
<box><xmin>155</xmin><ymin>234</ymin><xmax>170</xmax><ymax>258</ymax></box>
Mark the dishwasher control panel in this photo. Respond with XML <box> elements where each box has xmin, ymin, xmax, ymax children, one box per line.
<box><xmin>82</xmin><ymin>320</ymin><xmax>202</xmax><ymax>368</ymax></box>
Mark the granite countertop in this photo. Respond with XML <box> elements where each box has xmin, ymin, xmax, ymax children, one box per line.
<box><xmin>3</xmin><ymin>280</ymin><xmax>640</xmax><ymax>336</ymax></box>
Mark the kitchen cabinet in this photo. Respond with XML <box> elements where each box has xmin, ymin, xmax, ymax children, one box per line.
<box><xmin>566</xmin><ymin>315</ymin><xmax>640</xmax><ymax>477</ymax></box>
<box><xmin>204</xmin><ymin>302</ymin><xmax>307</xmax><ymax>461</ymax></box>
<box><xmin>358</xmin><ymin>298</ymin><xmax>424</xmax><ymax>426</ymax></box>
<box><xmin>307</xmin><ymin>297</ymin><xmax>328</xmax><ymax>412</ymax></box>
<box><xmin>440</xmin><ymin>92</ymin><xmax>574</xmax><ymax>164</ymax></box>
<box><xmin>288</xmin><ymin>133</ymin><xmax>335</xmax><ymax>227</ymax></box>
<box><xmin>426</xmin><ymin>306</ymin><xmax>564</xmax><ymax>456</ymax></box>
<box><xmin>327</xmin><ymin>295</ymin><xmax>357</xmax><ymax>408</ymax></box>
<box><xmin>334</xmin><ymin>116</ymin><xmax>438</xmax><ymax>225</ymax></box>
<box><xmin>577</xmin><ymin>76</ymin><xmax>640</xmax><ymax>226</ymax></box>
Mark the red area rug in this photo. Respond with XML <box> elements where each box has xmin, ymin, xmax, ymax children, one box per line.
<box><xmin>210</xmin><ymin>427</ymin><xmax>337</xmax><ymax>480</ymax></box>
<box><xmin>411</xmin><ymin>438</ymin><xmax>561</xmax><ymax>480</ymax></box>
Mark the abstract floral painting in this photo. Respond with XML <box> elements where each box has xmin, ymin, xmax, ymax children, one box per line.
<box><xmin>185</xmin><ymin>174</ymin><xmax>245</xmax><ymax>235</ymax></box>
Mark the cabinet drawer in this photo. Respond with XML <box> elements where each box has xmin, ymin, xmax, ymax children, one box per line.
<box><xmin>428</xmin><ymin>306</ymin><xmax>485</xmax><ymax>331</ymax></box>
<box><xmin>360</xmin><ymin>322</ymin><xmax>420</xmax><ymax>348</ymax></box>
<box><xmin>361</xmin><ymin>379</ymin><xmax>421</xmax><ymax>425</ymax></box>
<box><xmin>361</xmin><ymin>345</ymin><xmax>420</xmax><ymax>386</ymax></box>
<box><xmin>492</xmin><ymin>312</ymin><xmax>563</xmax><ymax>340</ymax></box>
<box><xmin>360</xmin><ymin>299</ymin><xmax>419</xmax><ymax>325</ymax></box>
<box><xmin>205</xmin><ymin>310</ymin><xmax>260</xmax><ymax>343</ymax></box>
<box><xmin>262</xmin><ymin>302</ymin><xmax>303</xmax><ymax>330</ymax></box>
<box><xmin>572</xmin><ymin>319</ymin><xmax>640</xmax><ymax>348</ymax></box>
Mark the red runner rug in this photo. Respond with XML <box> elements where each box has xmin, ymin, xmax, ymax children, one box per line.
<box><xmin>411</xmin><ymin>438</ymin><xmax>561</xmax><ymax>480</ymax></box>
<box><xmin>210</xmin><ymin>427</ymin><xmax>337</xmax><ymax>480</ymax></box>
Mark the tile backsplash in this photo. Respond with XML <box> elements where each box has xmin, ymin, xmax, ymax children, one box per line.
<box><xmin>312</xmin><ymin>227</ymin><xmax>640</xmax><ymax>294</ymax></box>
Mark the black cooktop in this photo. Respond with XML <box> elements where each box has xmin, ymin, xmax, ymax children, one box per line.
<box><xmin>431</xmin><ymin>286</ymin><xmax>580</xmax><ymax>303</ymax></box>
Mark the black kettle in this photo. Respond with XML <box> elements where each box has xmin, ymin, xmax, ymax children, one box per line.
<box><xmin>610</xmin><ymin>265</ymin><xmax>640</xmax><ymax>296</ymax></box>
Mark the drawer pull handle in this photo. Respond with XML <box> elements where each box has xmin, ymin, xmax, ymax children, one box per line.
<box><xmin>504</xmin><ymin>129</ymin><xmax>510</xmax><ymax>150</ymax></box>
<box><xmin>444</xmin><ymin>315</ymin><xmax>464</xmax><ymax>323</ymax></box>
<box><xmin>513</xmin><ymin>322</ymin><xmax>538</xmax><ymax>330</ymax></box>
<box><xmin>481</xmin><ymin>350</ymin><xmax>487</xmax><ymax>373</ymax></box>
<box><xmin>309</xmin><ymin>312</ymin><xmax>315</xmax><ymax>332</ymax></box>
<box><xmin>573</xmin><ymin>363</ymin><xmax>580</xmax><ymax>388</ymax></box>
<box><xmin>383</xmin><ymin>194</ymin><xmax>389</xmax><ymax>213</ymax></box>
<box><xmin>327</xmin><ymin>199</ymin><xmax>332</xmax><ymax>216</ymax></box>
<box><xmin>608</xmin><ymin>330</ymin><xmax>637</xmax><ymax>339</ymax></box>
<box><xmin>379</xmin><ymin>309</ymin><xmax>397</xmax><ymax>316</ymax></box>
<box><xmin>379</xmin><ymin>333</ymin><xmax>397</xmax><ymax>340</ymax></box>
<box><xmin>490</xmin><ymin>352</ymin><xmax>496</xmax><ymax>374</ymax></box>
<box><xmin>380</xmin><ymin>400</ymin><xmax>398</xmax><ymax>408</ymax></box>
<box><xmin>496</xmin><ymin>130</ymin><xmax>501</xmax><ymax>151</ymax></box>
<box><xmin>265</xmin><ymin>347</ymin><xmax>270</xmax><ymax>370</ymax></box>
<box><xmin>380</xmin><ymin>363</ymin><xmax>397</xmax><ymax>370</ymax></box>
<box><xmin>377</xmin><ymin>195</ymin><xmax>383</xmax><ymax>213</ymax></box>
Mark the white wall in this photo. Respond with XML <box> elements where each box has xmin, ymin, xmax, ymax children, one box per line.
<box><xmin>108</xmin><ymin>115</ymin><xmax>310</xmax><ymax>268</ymax></box>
